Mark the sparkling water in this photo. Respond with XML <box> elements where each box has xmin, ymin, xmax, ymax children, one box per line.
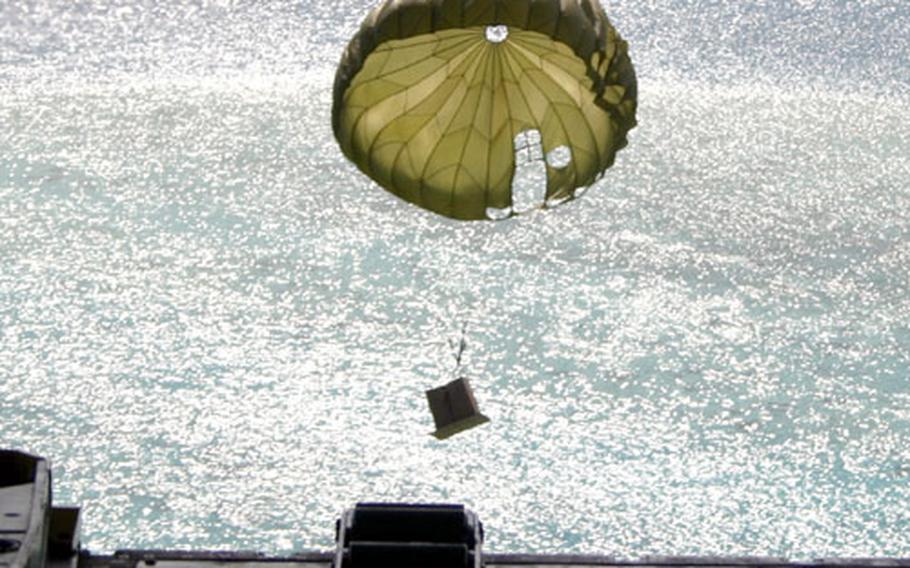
<box><xmin>2</xmin><ymin>0</ymin><xmax>909</xmax><ymax>559</ymax></box>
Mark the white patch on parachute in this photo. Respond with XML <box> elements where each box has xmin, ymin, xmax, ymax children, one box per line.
<box><xmin>511</xmin><ymin>129</ymin><xmax>547</xmax><ymax>213</ymax></box>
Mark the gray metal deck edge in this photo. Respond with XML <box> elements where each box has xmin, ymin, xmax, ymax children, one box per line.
<box><xmin>485</xmin><ymin>554</ymin><xmax>910</xmax><ymax>566</ymax></box>
<box><xmin>81</xmin><ymin>550</ymin><xmax>910</xmax><ymax>567</ymax></box>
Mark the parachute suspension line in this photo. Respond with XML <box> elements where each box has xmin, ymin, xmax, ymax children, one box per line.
<box><xmin>448</xmin><ymin>321</ymin><xmax>468</xmax><ymax>378</ymax></box>
<box><xmin>419</xmin><ymin>265</ymin><xmax>477</xmax><ymax>382</ymax></box>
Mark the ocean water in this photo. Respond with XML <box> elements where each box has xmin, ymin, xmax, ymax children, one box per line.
<box><xmin>2</xmin><ymin>0</ymin><xmax>910</xmax><ymax>559</ymax></box>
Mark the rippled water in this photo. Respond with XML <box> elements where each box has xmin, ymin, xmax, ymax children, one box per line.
<box><xmin>2</xmin><ymin>0</ymin><xmax>910</xmax><ymax>559</ymax></box>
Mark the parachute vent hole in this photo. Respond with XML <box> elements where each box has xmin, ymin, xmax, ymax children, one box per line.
<box><xmin>511</xmin><ymin>129</ymin><xmax>547</xmax><ymax>213</ymax></box>
<box><xmin>546</xmin><ymin>145</ymin><xmax>572</xmax><ymax>169</ymax></box>
<box><xmin>486</xmin><ymin>206</ymin><xmax>513</xmax><ymax>220</ymax></box>
<box><xmin>485</xmin><ymin>25</ymin><xmax>508</xmax><ymax>44</ymax></box>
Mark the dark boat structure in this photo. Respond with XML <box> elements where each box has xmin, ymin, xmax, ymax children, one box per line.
<box><xmin>0</xmin><ymin>450</ymin><xmax>79</xmax><ymax>568</ymax></box>
<box><xmin>2</xmin><ymin>450</ymin><xmax>908</xmax><ymax>568</ymax></box>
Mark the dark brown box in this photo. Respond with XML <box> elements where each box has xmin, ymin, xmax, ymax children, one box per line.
<box><xmin>425</xmin><ymin>377</ymin><xmax>490</xmax><ymax>440</ymax></box>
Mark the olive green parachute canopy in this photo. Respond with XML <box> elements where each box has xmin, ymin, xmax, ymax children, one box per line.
<box><xmin>332</xmin><ymin>0</ymin><xmax>637</xmax><ymax>221</ymax></box>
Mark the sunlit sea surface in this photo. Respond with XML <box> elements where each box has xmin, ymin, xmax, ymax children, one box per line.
<box><xmin>2</xmin><ymin>0</ymin><xmax>909</xmax><ymax>559</ymax></box>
